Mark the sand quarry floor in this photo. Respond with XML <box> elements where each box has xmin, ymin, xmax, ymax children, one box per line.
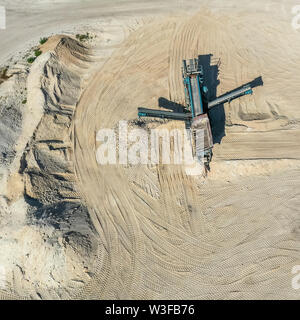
<box><xmin>0</xmin><ymin>0</ymin><xmax>299</xmax><ymax>299</ymax></box>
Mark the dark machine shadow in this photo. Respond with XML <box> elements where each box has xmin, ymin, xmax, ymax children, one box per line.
<box><xmin>158</xmin><ymin>97</ymin><xmax>190</xmax><ymax>128</ymax></box>
<box><xmin>198</xmin><ymin>54</ymin><xmax>224</xmax><ymax>144</ymax></box>
<box><xmin>158</xmin><ymin>97</ymin><xmax>186</xmax><ymax>113</ymax></box>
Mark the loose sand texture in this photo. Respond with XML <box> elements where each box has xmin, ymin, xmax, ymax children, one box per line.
<box><xmin>0</xmin><ymin>0</ymin><xmax>299</xmax><ymax>299</ymax></box>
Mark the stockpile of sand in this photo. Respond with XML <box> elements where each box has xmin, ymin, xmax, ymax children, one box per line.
<box><xmin>0</xmin><ymin>35</ymin><xmax>100</xmax><ymax>299</ymax></box>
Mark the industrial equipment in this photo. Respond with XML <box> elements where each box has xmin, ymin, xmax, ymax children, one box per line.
<box><xmin>137</xmin><ymin>57</ymin><xmax>254</xmax><ymax>168</ymax></box>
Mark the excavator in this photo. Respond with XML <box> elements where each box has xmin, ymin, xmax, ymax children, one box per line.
<box><xmin>138</xmin><ymin>57</ymin><xmax>255</xmax><ymax>169</ymax></box>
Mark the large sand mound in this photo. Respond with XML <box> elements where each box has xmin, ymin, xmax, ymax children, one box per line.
<box><xmin>0</xmin><ymin>35</ymin><xmax>100</xmax><ymax>299</ymax></box>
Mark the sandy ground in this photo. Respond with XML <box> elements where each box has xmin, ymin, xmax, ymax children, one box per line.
<box><xmin>0</xmin><ymin>0</ymin><xmax>299</xmax><ymax>299</ymax></box>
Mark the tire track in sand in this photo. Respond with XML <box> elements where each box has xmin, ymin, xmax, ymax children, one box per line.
<box><xmin>72</xmin><ymin>10</ymin><xmax>300</xmax><ymax>299</ymax></box>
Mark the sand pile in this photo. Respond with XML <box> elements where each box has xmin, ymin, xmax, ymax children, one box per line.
<box><xmin>0</xmin><ymin>35</ymin><xmax>99</xmax><ymax>299</ymax></box>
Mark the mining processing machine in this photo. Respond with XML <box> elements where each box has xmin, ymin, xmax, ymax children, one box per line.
<box><xmin>137</xmin><ymin>58</ymin><xmax>254</xmax><ymax>168</ymax></box>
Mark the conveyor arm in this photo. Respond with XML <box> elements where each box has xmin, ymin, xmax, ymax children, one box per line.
<box><xmin>138</xmin><ymin>107</ymin><xmax>192</xmax><ymax>121</ymax></box>
<box><xmin>208</xmin><ymin>85</ymin><xmax>253</xmax><ymax>109</ymax></box>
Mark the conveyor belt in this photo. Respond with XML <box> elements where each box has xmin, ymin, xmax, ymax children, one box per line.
<box><xmin>208</xmin><ymin>85</ymin><xmax>252</xmax><ymax>109</ymax></box>
<box><xmin>190</xmin><ymin>76</ymin><xmax>203</xmax><ymax>116</ymax></box>
<box><xmin>138</xmin><ymin>108</ymin><xmax>192</xmax><ymax>121</ymax></box>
